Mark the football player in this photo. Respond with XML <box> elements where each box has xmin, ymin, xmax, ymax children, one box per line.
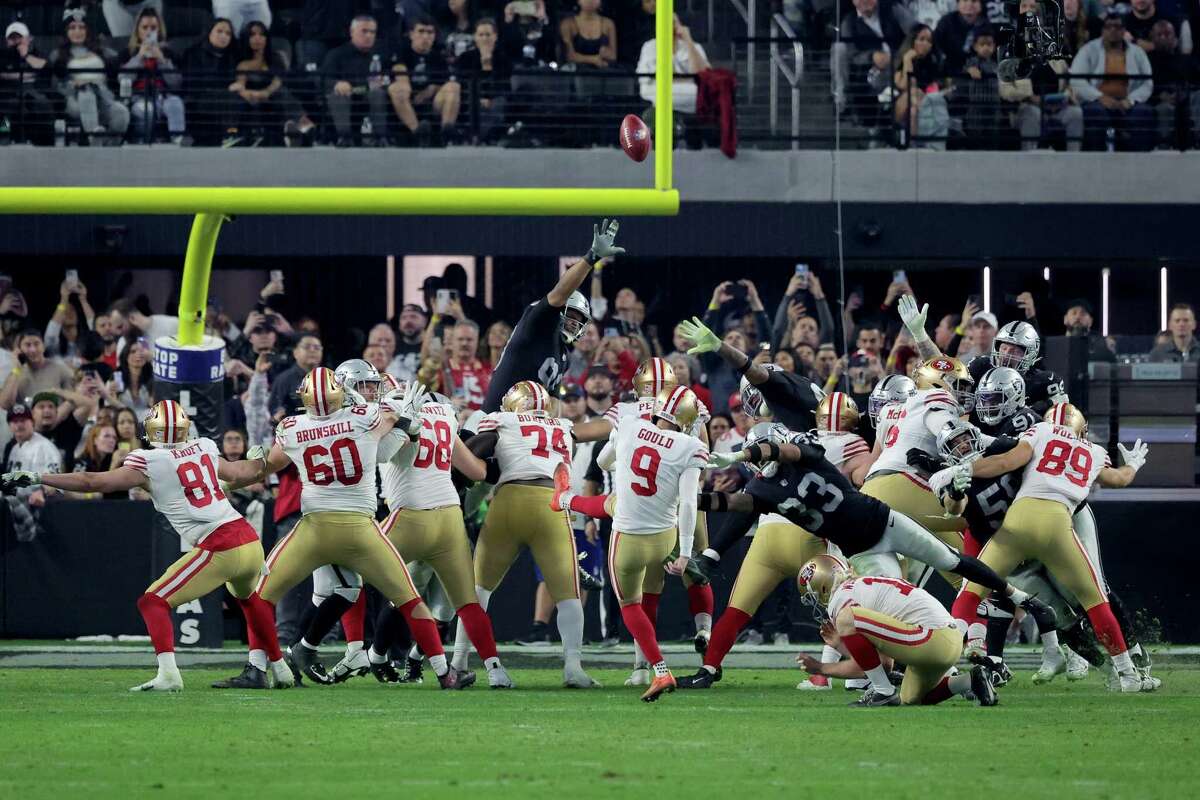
<box><xmin>936</xmin><ymin>404</ymin><xmax>1158</xmax><ymax>692</ymax></box>
<box><xmin>795</xmin><ymin>555</ymin><xmax>997</xmax><ymax>707</ymax></box>
<box><xmin>867</xmin><ymin>374</ymin><xmax>917</xmax><ymax>431</ymax></box>
<box><xmin>898</xmin><ymin>294</ymin><xmax>1067</xmax><ymax>414</ymax></box>
<box><xmin>3</xmin><ymin>400</ymin><xmax>286</xmax><ymax>692</ymax></box>
<box><xmin>221</xmin><ymin>367</ymin><xmax>471</xmax><ymax>689</ymax></box>
<box><xmin>598</xmin><ymin>385</ymin><xmax>709</xmax><ymax>701</ymax></box>
<box><xmin>678</xmin><ymin>393</ymin><xmax>872</xmax><ymax>691</ymax></box>
<box><xmin>557</xmin><ymin>357</ymin><xmax>717</xmax><ymax>670</ymax></box>
<box><xmin>481</xmin><ymin>220</ymin><xmax>624</xmax><ymax>412</ymax></box>
<box><xmin>454</xmin><ymin>380</ymin><xmax>598</xmax><ymax>688</ymax></box>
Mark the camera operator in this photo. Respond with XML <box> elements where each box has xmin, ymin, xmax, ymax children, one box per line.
<box><xmin>1070</xmin><ymin>12</ymin><xmax>1155</xmax><ymax>151</ymax></box>
<box><xmin>1000</xmin><ymin>0</ymin><xmax>1083</xmax><ymax>149</ymax></box>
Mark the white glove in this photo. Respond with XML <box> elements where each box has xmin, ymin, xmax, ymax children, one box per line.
<box><xmin>1118</xmin><ymin>439</ymin><xmax>1148</xmax><ymax>472</ymax></box>
<box><xmin>897</xmin><ymin>294</ymin><xmax>930</xmax><ymax>341</ymax></box>
<box><xmin>706</xmin><ymin>451</ymin><xmax>741</xmax><ymax>469</ymax></box>
<box><xmin>952</xmin><ymin>467</ymin><xmax>972</xmax><ymax>493</ymax></box>
<box><xmin>246</xmin><ymin>445</ymin><xmax>267</xmax><ymax>462</ymax></box>
<box><xmin>928</xmin><ymin>465</ymin><xmax>968</xmax><ymax>498</ymax></box>
<box><xmin>393</xmin><ymin>381</ymin><xmax>427</xmax><ymax>435</ymax></box>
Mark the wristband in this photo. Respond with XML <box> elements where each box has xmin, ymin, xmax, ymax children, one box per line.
<box><xmin>954</xmin><ymin>325</ymin><xmax>965</xmax><ymax>336</ymax></box>
<box><xmin>698</xmin><ymin>493</ymin><xmax>727</xmax><ymax>513</ymax></box>
<box><xmin>56</xmin><ymin>303</ymin><xmax>68</xmax><ymax>313</ymax></box>
<box><xmin>743</xmin><ymin>442</ymin><xmax>780</xmax><ymax>464</ymax></box>
<box><xmin>585</xmin><ymin>249</ymin><xmax>599</xmax><ymax>266</ymax></box>
<box><xmin>734</xmin><ymin>360</ymin><xmax>753</xmax><ymax>375</ymax></box>
<box><xmin>707</xmin><ymin>302</ymin><xmax>719</xmax><ymax>311</ymax></box>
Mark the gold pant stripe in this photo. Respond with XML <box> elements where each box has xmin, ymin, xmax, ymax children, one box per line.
<box><xmin>148</xmin><ymin>540</ymin><xmax>264</xmax><ymax>608</ymax></box>
<box><xmin>382</xmin><ymin>506</ymin><xmax>476</xmax><ymax>610</ymax></box>
<box><xmin>850</xmin><ymin>607</ymin><xmax>962</xmax><ymax>704</ymax></box>
<box><xmin>475</xmin><ymin>484</ymin><xmax>579</xmax><ymax>602</ymax></box>
<box><xmin>608</xmin><ymin>529</ymin><xmax>677</xmax><ymax>605</ymax></box>
<box><xmin>728</xmin><ymin>523</ymin><xmax>825</xmax><ymax>615</ymax></box>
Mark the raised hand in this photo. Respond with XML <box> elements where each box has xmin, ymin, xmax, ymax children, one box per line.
<box><xmin>1118</xmin><ymin>439</ymin><xmax>1148</xmax><ymax>472</ymax></box>
<box><xmin>679</xmin><ymin>316</ymin><xmax>721</xmax><ymax>355</ymax></box>
<box><xmin>587</xmin><ymin>218</ymin><xmax>625</xmax><ymax>264</ymax></box>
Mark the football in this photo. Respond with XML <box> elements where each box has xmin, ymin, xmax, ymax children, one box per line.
<box><xmin>619</xmin><ymin>114</ymin><xmax>652</xmax><ymax>162</ymax></box>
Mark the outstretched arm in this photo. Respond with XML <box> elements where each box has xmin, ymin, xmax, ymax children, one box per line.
<box><xmin>451</xmin><ymin>436</ymin><xmax>488</xmax><ymax>483</ymax></box>
<box><xmin>897</xmin><ymin>293</ymin><xmax>944</xmax><ymax>362</ymax></box>
<box><xmin>219</xmin><ymin>444</ymin><xmax>290</xmax><ymax>489</ymax></box>
<box><xmin>547</xmin><ymin>219</ymin><xmax>625</xmax><ymax>307</ymax></box>
<box><xmin>970</xmin><ymin>440</ymin><xmax>1033</xmax><ymax>479</ymax></box>
<box><xmin>677</xmin><ymin>316</ymin><xmax>772</xmax><ymax>385</ymax></box>
<box><xmin>708</xmin><ymin>440</ymin><xmax>806</xmax><ymax>469</ymax></box>
<box><xmin>572</xmin><ymin>417</ymin><xmax>615</xmax><ymax>443</ymax></box>
<box><xmin>38</xmin><ymin>466</ymin><xmax>146</xmax><ymax>494</ymax></box>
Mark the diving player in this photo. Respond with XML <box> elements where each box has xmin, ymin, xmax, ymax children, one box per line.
<box><xmin>4</xmin><ymin>400</ymin><xmax>286</xmax><ymax>692</ymax></box>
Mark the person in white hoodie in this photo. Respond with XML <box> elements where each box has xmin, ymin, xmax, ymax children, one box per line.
<box><xmin>1069</xmin><ymin>11</ymin><xmax>1156</xmax><ymax>151</ymax></box>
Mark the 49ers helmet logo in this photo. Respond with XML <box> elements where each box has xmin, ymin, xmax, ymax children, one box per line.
<box><xmin>931</xmin><ymin>358</ymin><xmax>954</xmax><ymax>372</ymax></box>
<box><xmin>798</xmin><ymin>563</ymin><xmax>816</xmax><ymax>585</ymax></box>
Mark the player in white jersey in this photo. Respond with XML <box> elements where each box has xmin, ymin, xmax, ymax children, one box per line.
<box><xmin>4</xmin><ymin>400</ymin><xmax>285</xmax><ymax>692</ymax></box>
<box><xmin>795</xmin><ymin>555</ymin><xmax>998</xmax><ymax>707</ymax></box>
<box><xmin>222</xmin><ymin>367</ymin><xmax>471</xmax><ymax>690</ymax></box>
<box><xmin>597</xmin><ymin>385</ymin><xmax>708</xmax><ymax>702</ymax></box>
<box><xmin>453</xmin><ymin>380</ymin><xmax>598</xmax><ymax>688</ymax></box>
<box><xmin>937</xmin><ymin>403</ymin><xmax>1157</xmax><ymax>692</ymax></box>
<box><xmin>679</xmin><ymin>392</ymin><xmax>872</xmax><ymax>691</ymax></box>
<box><xmin>861</xmin><ymin>357</ymin><xmax>974</xmax><ymax>588</ymax></box>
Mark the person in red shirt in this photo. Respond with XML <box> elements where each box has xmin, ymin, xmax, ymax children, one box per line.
<box><xmin>442</xmin><ymin>319</ymin><xmax>492</xmax><ymax>410</ymax></box>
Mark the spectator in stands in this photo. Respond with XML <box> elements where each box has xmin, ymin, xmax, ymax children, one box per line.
<box><xmin>269</xmin><ymin>334</ymin><xmax>324</xmax><ymax>420</ymax></box>
<box><xmin>231</xmin><ymin>310</ymin><xmax>283</xmax><ymax>373</ymax></box>
<box><xmin>637</xmin><ymin>13</ymin><xmax>710</xmax><ymax>114</ymax></box>
<box><xmin>296</xmin><ymin>0</ymin><xmax>361</xmax><ymax>75</ymax></box>
<box><xmin>500</xmin><ymin>0</ymin><xmax>556</xmax><ymax>66</ymax></box>
<box><xmin>116</xmin><ymin>338</ymin><xmax>153</xmax><ymax>415</ymax></box>
<box><xmin>668</xmin><ymin>321</ymin><xmax>704</xmax><ymax>385</ymax></box>
<box><xmin>934</xmin><ymin>0</ymin><xmax>988</xmax><ymax>76</ymax></box>
<box><xmin>113</xmin><ymin>406</ymin><xmax>139</xmax><ymax>462</ymax></box>
<box><xmin>71</xmin><ymin>423</ymin><xmax>123</xmax><ymax>499</ymax></box>
<box><xmin>1001</xmin><ymin>15</ymin><xmax>1083</xmax><ymax>150</ymax></box>
<box><xmin>367</xmin><ymin>322</ymin><xmax>397</xmax><ymax>369</ymax></box>
<box><xmin>46</xmin><ymin>280</ymin><xmax>96</xmax><ymax>368</ymax></box>
<box><xmin>958</xmin><ymin>27</ymin><xmax>1007</xmax><ymax>147</ymax></box>
<box><xmin>123</xmin><ymin>7</ymin><xmax>186</xmax><ymax>144</ymax></box>
<box><xmin>561</xmin><ymin>0</ymin><xmax>618</xmax><ymax>69</ymax></box>
<box><xmin>363</xmin><ymin>343</ymin><xmax>390</xmax><ymax>374</ymax></box>
<box><xmin>665</xmin><ymin>353</ymin><xmax>712</xmax><ymax>409</ymax></box>
<box><xmin>181</xmin><ymin>17</ymin><xmax>240</xmax><ymax>146</ymax></box>
<box><xmin>456</xmin><ymin>18</ymin><xmax>512</xmax><ymax>143</ymax></box>
<box><xmin>908</xmin><ymin>0</ymin><xmax>956</xmax><ymax>28</ymax></box>
<box><xmin>773</xmin><ymin>269</ymin><xmax>834</xmax><ymax>351</ymax></box>
<box><xmin>1123</xmin><ymin>0</ymin><xmax>1188</xmax><ymax>54</ymax></box>
<box><xmin>387</xmin><ymin>304</ymin><xmax>426</xmax><ymax>381</ymax></box>
<box><xmin>50</xmin><ymin>8</ymin><xmax>131</xmax><ymax>146</ymax></box>
<box><xmin>441</xmin><ymin>263</ymin><xmax>493</xmax><ymax>328</ymax></box>
<box><xmin>484</xmin><ymin>319</ymin><xmax>513</xmax><ymax>365</ymax></box>
<box><xmin>1071</xmin><ymin>13</ymin><xmax>1155</xmax><ymax>151</ymax></box>
<box><xmin>1</xmin><ymin>21</ymin><xmax>54</xmax><ymax>146</ymax></box>
<box><xmin>1146</xmin><ymin>20</ymin><xmax>1200</xmax><ymax>147</ymax></box>
<box><xmin>30</xmin><ymin>391</ymin><xmax>74</xmax><ymax>467</ymax></box>
<box><xmin>893</xmin><ymin>24</ymin><xmax>946</xmax><ymax>137</ymax></box>
<box><xmin>213</xmin><ymin>1</ymin><xmax>274</xmax><ymax>34</ymax></box>
<box><xmin>1061</xmin><ymin>0</ymin><xmax>1092</xmax><ymax>55</ymax></box>
<box><xmin>390</xmin><ymin>15</ymin><xmax>462</xmax><ymax>147</ymax></box>
<box><xmin>1063</xmin><ymin>298</ymin><xmax>1115</xmax><ymax>362</ymax></box>
<box><xmin>3</xmin><ymin>402</ymin><xmax>61</xmax><ymax>541</ymax></box>
<box><xmin>101</xmin><ymin>1</ymin><xmax>163</xmax><ymax>39</ymax></box>
<box><xmin>815</xmin><ymin>342</ymin><xmax>840</xmax><ymax>389</ymax></box>
<box><xmin>955</xmin><ymin>309</ymin><xmax>996</xmax><ymax>360</ymax></box>
<box><xmin>834</xmin><ymin>0</ymin><xmax>909</xmax><ymax>125</ymax></box>
<box><xmin>441</xmin><ymin>319</ymin><xmax>491</xmax><ymax>410</ymax></box>
<box><xmin>583</xmin><ymin>364</ymin><xmax>615</xmax><ymax>416</ymax></box>
<box><xmin>442</xmin><ymin>0</ymin><xmax>477</xmax><ymax>64</ymax></box>
<box><xmin>323</xmin><ymin>15</ymin><xmax>393</xmax><ymax>148</ymax></box>
<box><xmin>1150</xmin><ymin>303</ymin><xmax>1200</xmax><ymax>362</ymax></box>
<box><xmin>699</xmin><ymin>280</ymin><xmax>770</xmax><ymax>413</ymax></box>
<box><xmin>231</xmin><ymin>20</ymin><xmax>313</xmax><ymax>147</ymax></box>
<box><xmin>1</xmin><ymin>330</ymin><xmax>75</xmax><ymax>410</ymax></box>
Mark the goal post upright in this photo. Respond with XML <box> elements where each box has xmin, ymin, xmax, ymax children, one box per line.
<box><xmin>654</xmin><ymin>0</ymin><xmax>674</xmax><ymax>191</ymax></box>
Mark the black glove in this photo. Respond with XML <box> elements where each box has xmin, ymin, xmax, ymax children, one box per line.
<box><xmin>906</xmin><ymin>447</ymin><xmax>945</xmax><ymax>474</ymax></box>
<box><xmin>692</xmin><ymin>553</ymin><xmax>719</xmax><ymax>582</ymax></box>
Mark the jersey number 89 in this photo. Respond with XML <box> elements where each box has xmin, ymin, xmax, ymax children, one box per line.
<box><xmin>1035</xmin><ymin>439</ymin><xmax>1093</xmax><ymax>488</ymax></box>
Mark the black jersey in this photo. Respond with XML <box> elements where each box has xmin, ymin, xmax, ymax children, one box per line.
<box><xmin>961</xmin><ymin>436</ymin><xmax>1023</xmax><ymax>541</ymax></box>
<box><xmin>977</xmin><ymin>405</ymin><xmax>1039</xmax><ymax>438</ymax></box>
<box><xmin>968</xmin><ymin>357</ymin><xmax>1067</xmax><ymax>418</ymax></box>
<box><xmin>744</xmin><ymin>444</ymin><xmax>890</xmax><ymax>556</ymax></box>
<box><xmin>483</xmin><ymin>297</ymin><xmax>569</xmax><ymax>412</ymax></box>
<box><xmin>758</xmin><ymin>370</ymin><xmax>823</xmax><ymax>432</ymax></box>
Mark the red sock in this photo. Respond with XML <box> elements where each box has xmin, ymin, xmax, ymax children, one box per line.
<box><xmin>705</xmin><ymin>607</ymin><xmax>750</xmax><ymax>669</ymax></box>
<box><xmin>457</xmin><ymin>602</ymin><xmax>499</xmax><ymax>661</ymax></box>
<box><xmin>687</xmin><ymin>584</ymin><xmax>714</xmax><ymax>617</ymax></box>
<box><xmin>1086</xmin><ymin>602</ymin><xmax>1128</xmax><ymax>656</ymax></box>
<box><xmin>840</xmin><ymin>631</ymin><xmax>882</xmax><ymax>670</ymax></box>
<box><xmin>620</xmin><ymin>603</ymin><xmax>663</xmax><ymax>665</ymax></box>
<box><xmin>962</xmin><ymin>527</ymin><xmax>984</xmax><ymax>558</ymax></box>
<box><xmin>399</xmin><ymin>598</ymin><xmax>445</xmax><ymax>658</ymax></box>
<box><xmin>641</xmin><ymin>592</ymin><xmax>661</xmax><ymax>626</ymax></box>
<box><xmin>137</xmin><ymin>593</ymin><xmax>174</xmax><ymax>654</ymax></box>
<box><xmin>922</xmin><ymin>676</ymin><xmax>955</xmax><ymax>705</ymax></box>
<box><xmin>951</xmin><ymin>589</ymin><xmax>983</xmax><ymax>631</ymax></box>
<box><xmin>569</xmin><ymin>493</ymin><xmax>611</xmax><ymax>520</ymax></box>
<box><xmin>237</xmin><ymin>594</ymin><xmax>282</xmax><ymax>661</ymax></box>
<box><xmin>341</xmin><ymin>593</ymin><xmax>366</xmax><ymax>644</ymax></box>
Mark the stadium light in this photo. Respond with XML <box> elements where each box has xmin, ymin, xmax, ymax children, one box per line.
<box><xmin>1161</xmin><ymin>267</ymin><xmax>1169</xmax><ymax>331</ymax></box>
<box><xmin>983</xmin><ymin>266</ymin><xmax>991</xmax><ymax>313</ymax></box>
<box><xmin>1102</xmin><ymin>267</ymin><xmax>1110</xmax><ymax>337</ymax></box>
<box><xmin>1043</xmin><ymin>267</ymin><xmax>1050</xmax><ymax>282</ymax></box>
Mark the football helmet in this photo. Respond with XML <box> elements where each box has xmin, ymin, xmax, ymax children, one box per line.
<box><xmin>991</xmin><ymin>321</ymin><xmax>1041</xmax><ymax>373</ymax></box>
<box><xmin>740</xmin><ymin>420</ymin><xmax>792</xmax><ymax>478</ymax></box>
<box><xmin>299</xmin><ymin>366</ymin><xmax>345</xmax><ymax>418</ymax></box>
<box><xmin>796</xmin><ymin>554</ymin><xmax>852</xmax><ymax>621</ymax></box>
<box><xmin>913</xmin><ymin>356</ymin><xmax>976</xmax><ymax>413</ymax></box>
<box><xmin>975</xmin><ymin>367</ymin><xmax>1026</xmax><ymax>426</ymax></box>
<box><xmin>739</xmin><ymin>364</ymin><xmax>783</xmax><ymax>418</ymax></box>
<box><xmin>653</xmin><ymin>385</ymin><xmax>700</xmax><ymax>432</ymax></box>
<box><xmin>502</xmin><ymin>380</ymin><xmax>552</xmax><ymax>415</ymax></box>
<box><xmin>634</xmin><ymin>357</ymin><xmax>677</xmax><ymax>399</ymax></box>
<box><xmin>560</xmin><ymin>291</ymin><xmax>591</xmax><ymax>345</ymax></box>
<box><xmin>1045</xmin><ymin>402</ymin><xmax>1087</xmax><ymax>437</ymax></box>
<box><xmin>380</xmin><ymin>372</ymin><xmax>403</xmax><ymax>396</ymax></box>
<box><xmin>867</xmin><ymin>374</ymin><xmax>916</xmax><ymax>426</ymax></box>
<box><xmin>334</xmin><ymin>359</ymin><xmax>382</xmax><ymax>406</ymax></box>
<box><xmin>143</xmin><ymin>399</ymin><xmax>191</xmax><ymax>448</ymax></box>
<box><xmin>816</xmin><ymin>391</ymin><xmax>860</xmax><ymax>432</ymax></box>
<box><xmin>936</xmin><ymin>419</ymin><xmax>986</xmax><ymax>466</ymax></box>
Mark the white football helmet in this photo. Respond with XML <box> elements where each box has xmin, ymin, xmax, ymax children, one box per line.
<box><xmin>991</xmin><ymin>321</ymin><xmax>1041</xmax><ymax>373</ymax></box>
<box><xmin>740</xmin><ymin>420</ymin><xmax>792</xmax><ymax>478</ymax></box>
<box><xmin>867</xmin><ymin>374</ymin><xmax>916</xmax><ymax>426</ymax></box>
<box><xmin>936</xmin><ymin>419</ymin><xmax>986</xmax><ymax>466</ymax></box>
<box><xmin>975</xmin><ymin>367</ymin><xmax>1026</xmax><ymax>426</ymax></box>
<box><xmin>335</xmin><ymin>359</ymin><xmax>382</xmax><ymax>406</ymax></box>
<box><xmin>560</xmin><ymin>291</ymin><xmax>591</xmax><ymax>345</ymax></box>
<box><xmin>739</xmin><ymin>364</ymin><xmax>783</xmax><ymax>418</ymax></box>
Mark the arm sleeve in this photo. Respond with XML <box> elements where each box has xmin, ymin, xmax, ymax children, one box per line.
<box><xmin>706</xmin><ymin>506</ymin><xmax>759</xmax><ymax>557</ymax></box>
<box><xmin>245</xmin><ymin>372</ymin><xmax>272</xmax><ymax>447</ymax></box>
<box><xmin>676</xmin><ymin>467</ymin><xmax>700</xmax><ymax>558</ymax></box>
<box><xmin>922</xmin><ymin>406</ymin><xmax>958</xmax><ymax>437</ymax></box>
<box><xmin>597</xmin><ymin>434</ymin><xmax>618</xmax><ymax>472</ymax></box>
<box><xmin>466</xmin><ymin>430</ymin><xmax>499</xmax><ymax>459</ymax></box>
<box><xmin>376</xmin><ymin>430</ymin><xmax>405</xmax><ymax>462</ymax></box>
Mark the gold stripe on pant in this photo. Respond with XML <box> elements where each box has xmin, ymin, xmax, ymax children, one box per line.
<box><xmin>851</xmin><ymin>606</ymin><xmax>962</xmax><ymax>705</ymax></box>
<box><xmin>148</xmin><ymin>540</ymin><xmax>264</xmax><ymax>608</ymax></box>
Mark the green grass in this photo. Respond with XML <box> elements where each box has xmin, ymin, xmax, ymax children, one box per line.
<box><xmin>1</xmin><ymin>667</ymin><xmax>1197</xmax><ymax>800</ymax></box>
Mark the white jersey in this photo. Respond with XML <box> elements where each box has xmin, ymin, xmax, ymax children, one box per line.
<box><xmin>866</xmin><ymin>388</ymin><xmax>960</xmax><ymax>486</ymax></box>
<box><xmin>758</xmin><ymin>430</ymin><xmax>870</xmax><ymax>528</ymax></box>
<box><xmin>478</xmin><ymin>411</ymin><xmax>574</xmax><ymax>484</ymax></box>
<box><xmin>828</xmin><ymin>575</ymin><xmax>954</xmax><ymax>631</ymax></box>
<box><xmin>603</xmin><ymin>395</ymin><xmax>710</xmax><ymax>439</ymax></box>
<box><xmin>610</xmin><ymin>417</ymin><xmax>708</xmax><ymax>534</ymax></box>
<box><xmin>1015</xmin><ymin>422</ymin><xmax>1111</xmax><ymax>512</ymax></box>
<box><xmin>124</xmin><ymin>438</ymin><xmax>243</xmax><ymax>547</ymax></box>
<box><xmin>380</xmin><ymin>401</ymin><xmax>460</xmax><ymax>511</ymax></box>
<box><xmin>276</xmin><ymin>405</ymin><xmax>382</xmax><ymax>517</ymax></box>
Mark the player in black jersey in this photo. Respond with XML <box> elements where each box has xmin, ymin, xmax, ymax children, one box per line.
<box><xmin>676</xmin><ymin>318</ymin><xmax>823</xmax><ymax>432</ymax></box>
<box><xmin>480</xmin><ymin>219</ymin><xmax>625</xmax><ymax>413</ymax></box>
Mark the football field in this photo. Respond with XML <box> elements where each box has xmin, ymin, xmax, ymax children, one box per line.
<box><xmin>1</xmin><ymin>648</ymin><xmax>1197</xmax><ymax>800</ymax></box>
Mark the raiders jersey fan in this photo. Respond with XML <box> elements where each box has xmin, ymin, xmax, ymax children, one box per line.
<box><xmin>741</xmin><ymin>367</ymin><xmax>824</xmax><ymax>431</ymax></box>
<box><xmin>967</xmin><ymin>357</ymin><xmax>1065</xmax><ymax>418</ymax></box>
<box><xmin>483</xmin><ymin>294</ymin><xmax>588</xmax><ymax>412</ymax></box>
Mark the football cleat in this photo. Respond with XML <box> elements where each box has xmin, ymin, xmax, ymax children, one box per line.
<box><xmin>371</xmin><ymin>659</ymin><xmax>402</xmax><ymax>684</ymax></box>
<box><xmin>439</xmin><ymin>667</ymin><xmax>476</xmax><ymax>690</ymax></box>
<box><xmin>516</xmin><ymin>621</ymin><xmax>554</xmax><ymax>647</ymax></box>
<box><xmin>130</xmin><ymin>669</ymin><xmax>183</xmax><ymax>693</ymax></box>
<box><xmin>578</xmin><ymin>565</ymin><xmax>604</xmax><ymax>593</ymax></box>
<box><xmin>1032</xmin><ymin>645</ymin><xmax>1067</xmax><ymax>685</ymax></box>
<box><xmin>549</xmin><ymin>463</ymin><xmax>573</xmax><ymax>513</ymax></box>
<box><xmin>677</xmin><ymin>667</ymin><xmax>721</xmax><ymax>689</ymax></box>
<box><xmin>270</xmin><ymin>660</ymin><xmax>296</xmax><ymax>689</ymax></box>
<box><xmin>398</xmin><ymin>656</ymin><xmax>424</xmax><ymax>684</ymax></box>
<box><xmin>212</xmin><ymin>663</ymin><xmax>269</xmax><ymax>689</ymax></box>
<box><xmin>1064</xmin><ymin>646</ymin><xmax>1090</xmax><ymax>682</ymax></box>
<box><xmin>488</xmin><ymin>665</ymin><xmax>514</xmax><ymax>689</ymax></box>
<box><xmin>966</xmin><ymin>651</ymin><xmax>1011</xmax><ymax>688</ymax></box>
<box><xmin>693</xmin><ymin>629</ymin><xmax>711</xmax><ymax>655</ymax></box>
<box><xmin>330</xmin><ymin>649</ymin><xmax>372</xmax><ymax>683</ymax></box>
<box><xmin>849</xmin><ymin>687</ymin><xmax>900</xmax><ymax>707</ymax></box>
<box><xmin>1019</xmin><ymin>595</ymin><xmax>1058</xmax><ymax>632</ymax></box>
<box><xmin>287</xmin><ymin>644</ymin><xmax>333</xmax><ymax>686</ymax></box>
<box><xmin>963</xmin><ymin>638</ymin><xmax>987</xmax><ymax>661</ymax></box>
<box><xmin>1113</xmin><ymin>671</ymin><xmax>1158</xmax><ymax>693</ymax></box>
<box><xmin>969</xmin><ymin>664</ymin><xmax>999</xmax><ymax>706</ymax></box>
<box><xmin>563</xmin><ymin>666</ymin><xmax>601</xmax><ymax>688</ymax></box>
<box><xmin>625</xmin><ymin>664</ymin><xmax>651</xmax><ymax>686</ymax></box>
<box><xmin>640</xmin><ymin>672</ymin><xmax>677</xmax><ymax>702</ymax></box>
<box><xmin>683</xmin><ymin>557</ymin><xmax>710</xmax><ymax>587</ymax></box>
<box><xmin>796</xmin><ymin>674</ymin><xmax>832</xmax><ymax>691</ymax></box>
<box><xmin>844</xmin><ymin>678</ymin><xmax>870</xmax><ymax>691</ymax></box>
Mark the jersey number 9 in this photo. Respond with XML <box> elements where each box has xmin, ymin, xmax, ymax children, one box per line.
<box><xmin>630</xmin><ymin>446</ymin><xmax>661</xmax><ymax>496</ymax></box>
<box><xmin>303</xmin><ymin>438</ymin><xmax>364</xmax><ymax>486</ymax></box>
